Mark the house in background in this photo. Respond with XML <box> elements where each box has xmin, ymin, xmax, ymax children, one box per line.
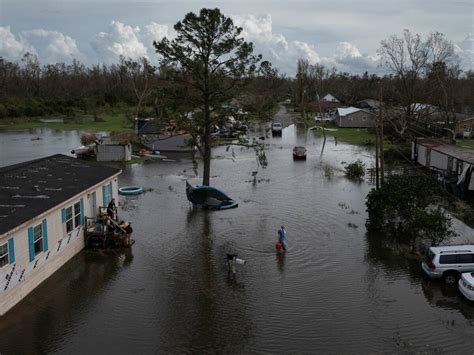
<box><xmin>308</xmin><ymin>93</ymin><xmax>343</xmax><ymax>117</ymax></box>
<box><xmin>135</xmin><ymin>117</ymin><xmax>194</xmax><ymax>153</ymax></box>
<box><xmin>412</xmin><ymin>138</ymin><xmax>474</xmax><ymax>198</ymax></box>
<box><xmin>456</xmin><ymin>117</ymin><xmax>474</xmax><ymax>138</ymax></box>
<box><xmin>0</xmin><ymin>154</ymin><xmax>121</xmax><ymax>316</ymax></box>
<box><xmin>356</xmin><ymin>99</ymin><xmax>382</xmax><ymax>111</ymax></box>
<box><xmin>97</xmin><ymin>137</ymin><xmax>132</xmax><ymax>162</ymax></box>
<box><xmin>336</xmin><ymin>107</ymin><xmax>375</xmax><ymax>128</ymax></box>
<box><xmin>321</xmin><ymin>93</ymin><xmax>340</xmax><ymax>103</ymax></box>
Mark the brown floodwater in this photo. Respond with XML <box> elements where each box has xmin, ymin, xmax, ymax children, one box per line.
<box><xmin>1</xmin><ymin>109</ymin><xmax>473</xmax><ymax>354</ymax></box>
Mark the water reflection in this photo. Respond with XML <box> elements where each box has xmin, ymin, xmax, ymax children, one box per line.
<box><xmin>0</xmin><ymin>249</ymin><xmax>133</xmax><ymax>354</ymax></box>
<box><xmin>1</xmin><ymin>108</ymin><xmax>474</xmax><ymax>353</ymax></box>
<box><xmin>276</xmin><ymin>251</ymin><xmax>286</xmax><ymax>273</ymax></box>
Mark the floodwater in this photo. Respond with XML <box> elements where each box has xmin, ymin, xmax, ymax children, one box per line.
<box><xmin>1</xmin><ymin>108</ymin><xmax>474</xmax><ymax>354</ymax></box>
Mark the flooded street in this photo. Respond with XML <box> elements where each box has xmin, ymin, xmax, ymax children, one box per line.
<box><xmin>1</xmin><ymin>109</ymin><xmax>474</xmax><ymax>353</ymax></box>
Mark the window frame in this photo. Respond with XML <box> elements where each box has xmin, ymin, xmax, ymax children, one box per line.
<box><xmin>73</xmin><ymin>202</ymin><xmax>81</xmax><ymax>228</ymax></box>
<box><xmin>65</xmin><ymin>206</ymin><xmax>74</xmax><ymax>233</ymax></box>
<box><xmin>64</xmin><ymin>201</ymin><xmax>83</xmax><ymax>233</ymax></box>
<box><xmin>0</xmin><ymin>241</ymin><xmax>9</xmax><ymax>268</ymax></box>
<box><xmin>104</xmin><ymin>185</ymin><xmax>112</xmax><ymax>207</ymax></box>
<box><xmin>33</xmin><ymin>223</ymin><xmax>44</xmax><ymax>256</ymax></box>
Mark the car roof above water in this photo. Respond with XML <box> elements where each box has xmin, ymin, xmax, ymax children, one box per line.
<box><xmin>430</xmin><ymin>245</ymin><xmax>474</xmax><ymax>254</ymax></box>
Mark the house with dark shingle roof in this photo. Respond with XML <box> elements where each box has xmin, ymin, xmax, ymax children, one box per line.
<box><xmin>0</xmin><ymin>154</ymin><xmax>121</xmax><ymax>316</ymax></box>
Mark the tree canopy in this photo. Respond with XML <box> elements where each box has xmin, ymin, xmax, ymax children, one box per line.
<box><xmin>154</xmin><ymin>8</ymin><xmax>263</xmax><ymax>185</ymax></box>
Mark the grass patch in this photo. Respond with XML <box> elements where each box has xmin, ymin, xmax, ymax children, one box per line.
<box><xmin>458</xmin><ymin>140</ymin><xmax>474</xmax><ymax>150</ymax></box>
<box><xmin>311</xmin><ymin>123</ymin><xmax>393</xmax><ymax>148</ymax></box>
<box><xmin>0</xmin><ymin>106</ymin><xmax>134</xmax><ymax>132</ymax></box>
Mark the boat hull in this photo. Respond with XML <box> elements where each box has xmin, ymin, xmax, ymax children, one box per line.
<box><xmin>186</xmin><ymin>181</ymin><xmax>238</xmax><ymax>210</ymax></box>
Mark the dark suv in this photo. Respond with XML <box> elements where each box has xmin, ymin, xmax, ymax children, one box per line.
<box><xmin>271</xmin><ymin>122</ymin><xmax>282</xmax><ymax>136</ymax></box>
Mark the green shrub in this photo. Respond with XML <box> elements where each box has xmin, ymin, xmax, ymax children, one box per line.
<box><xmin>345</xmin><ymin>160</ymin><xmax>365</xmax><ymax>180</ymax></box>
<box><xmin>366</xmin><ymin>175</ymin><xmax>456</xmax><ymax>247</ymax></box>
<box><xmin>0</xmin><ymin>104</ymin><xmax>7</xmax><ymax>118</ymax></box>
<box><xmin>322</xmin><ymin>163</ymin><xmax>335</xmax><ymax>178</ymax></box>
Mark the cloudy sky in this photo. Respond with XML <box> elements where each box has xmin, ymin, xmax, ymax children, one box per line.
<box><xmin>1</xmin><ymin>0</ymin><xmax>473</xmax><ymax>75</ymax></box>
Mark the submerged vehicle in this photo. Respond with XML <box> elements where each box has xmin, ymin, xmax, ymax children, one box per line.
<box><xmin>271</xmin><ymin>122</ymin><xmax>282</xmax><ymax>136</ymax></box>
<box><xmin>293</xmin><ymin>146</ymin><xmax>307</xmax><ymax>160</ymax></box>
<box><xmin>186</xmin><ymin>181</ymin><xmax>238</xmax><ymax>210</ymax></box>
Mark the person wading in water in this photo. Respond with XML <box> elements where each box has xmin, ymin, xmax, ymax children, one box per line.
<box><xmin>277</xmin><ymin>225</ymin><xmax>287</xmax><ymax>251</ymax></box>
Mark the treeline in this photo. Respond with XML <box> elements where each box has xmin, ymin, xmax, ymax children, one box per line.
<box><xmin>0</xmin><ymin>54</ymin><xmax>158</xmax><ymax>119</ymax></box>
<box><xmin>294</xmin><ymin>31</ymin><xmax>474</xmax><ymax>139</ymax></box>
<box><xmin>1</xmin><ymin>30</ymin><xmax>472</xmax><ymax>130</ymax></box>
<box><xmin>0</xmin><ymin>53</ymin><xmax>290</xmax><ymax>121</ymax></box>
<box><xmin>294</xmin><ymin>61</ymin><xmax>473</xmax><ymax>112</ymax></box>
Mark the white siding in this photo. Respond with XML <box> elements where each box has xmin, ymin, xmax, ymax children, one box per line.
<box><xmin>97</xmin><ymin>144</ymin><xmax>131</xmax><ymax>162</ymax></box>
<box><xmin>417</xmin><ymin>145</ymin><xmax>427</xmax><ymax>166</ymax></box>
<box><xmin>0</xmin><ymin>176</ymin><xmax>119</xmax><ymax>316</ymax></box>
<box><xmin>431</xmin><ymin>150</ymin><xmax>448</xmax><ymax>170</ymax></box>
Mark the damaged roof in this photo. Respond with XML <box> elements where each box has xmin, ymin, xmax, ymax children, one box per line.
<box><xmin>416</xmin><ymin>139</ymin><xmax>474</xmax><ymax>165</ymax></box>
<box><xmin>0</xmin><ymin>154</ymin><xmax>121</xmax><ymax>236</ymax></box>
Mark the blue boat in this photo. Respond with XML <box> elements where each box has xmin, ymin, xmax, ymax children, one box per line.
<box><xmin>186</xmin><ymin>181</ymin><xmax>238</xmax><ymax>210</ymax></box>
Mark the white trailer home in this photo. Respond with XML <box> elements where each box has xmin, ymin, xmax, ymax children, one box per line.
<box><xmin>411</xmin><ymin>138</ymin><xmax>474</xmax><ymax>196</ymax></box>
<box><xmin>0</xmin><ymin>154</ymin><xmax>121</xmax><ymax>316</ymax></box>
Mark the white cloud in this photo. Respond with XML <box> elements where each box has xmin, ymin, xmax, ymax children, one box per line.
<box><xmin>454</xmin><ymin>34</ymin><xmax>474</xmax><ymax>71</ymax></box>
<box><xmin>21</xmin><ymin>29</ymin><xmax>84</xmax><ymax>63</ymax></box>
<box><xmin>329</xmin><ymin>42</ymin><xmax>381</xmax><ymax>73</ymax></box>
<box><xmin>233</xmin><ymin>14</ymin><xmax>382</xmax><ymax>74</ymax></box>
<box><xmin>233</xmin><ymin>14</ymin><xmax>321</xmax><ymax>73</ymax></box>
<box><xmin>142</xmin><ymin>22</ymin><xmax>175</xmax><ymax>58</ymax></box>
<box><xmin>143</xmin><ymin>22</ymin><xmax>173</xmax><ymax>44</ymax></box>
<box><xmin>91</xmin><ymin>21</ymin><xmax>149</xmax><ymax>63</ymax></box>
<box><xmin>0</xmin><ymin>26</ymin><xmax>36</xmax><ymax>60</ymax></box>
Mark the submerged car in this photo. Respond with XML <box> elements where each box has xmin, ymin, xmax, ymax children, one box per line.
<box><xmin>293</xmin><ymin>146</ymin><xmax>307</xmax><ymax>160</ymax></box>
<box><xmin>422</xmin><ymin>245</ymin><xmax>474</xmax><ymax>285</ymax></box>
<box><xmin>271</xmin><ymin>122</ymin><xmax>282</xmax><ymax>136</ymax></box>
<box><xmin>459</xmin><ymin>272</ymin><xmax>474</xmax><ymax>301</ymax></box>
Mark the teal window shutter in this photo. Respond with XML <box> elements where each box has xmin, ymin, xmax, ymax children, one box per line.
<box><xmin>42</xmin><ymin>219</ymin><xmax>49</xmax><ymax>252</ymax></box>
<box><xmin>8</xmin><ymin>238</ymin><xmax>15</xmax><ymax>264</ymax></box>
<box><xmin>28</xmin><ymin>227</ymin><xmax>35</xmax><ymax>262</ymax></box>
<box><xmin>102</xmin><ymin>185</ymin><xmax>106</xmax><ymax>207</ymax></box>
<box><xmin>61</xmin><ymin>208</ymin><xmax>66</xmax><ymax>223</ymax></box>
<box><xmin>80</xmin><ymin>198</ymin><xmax>85</xmax><ymax>225</ymax></box>
<box><xmin>109</xmin><ymin>181</ymin><xmax>113</xmax><ymax>199</ymax></box>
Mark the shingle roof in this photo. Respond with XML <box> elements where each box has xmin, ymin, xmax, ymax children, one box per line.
<box><xmin>0</xmin><ymin>154</ymin><xmax>121</xmax><ymax>235</ymax></box>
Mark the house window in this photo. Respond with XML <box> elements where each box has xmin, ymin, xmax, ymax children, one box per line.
<box><xmin>65</xmin><ymin>201</ymin><xmax>82</xmax><ymax>233</ymax></box>
<box><xmin>74</xmin><ymin>202</ymin><xmax>81</xmax><ymax>227</ymax></box>
<box><xmin>0</xmin><ymin>242</ymin><xmax>9</xmax><ymax>267</ymax></box>
<box><xmin>33</xmin><ymin>224</ymin><xmax>44</xmax><ymax>256</ymax></box>
<box><xmin>104</xmin><ymin>184</ymin><xmax>112</xmax><ymax>206</ymax></box>
<box><xmin>65</xmin><ymin>206</ymin><xmax>74</xmax><ymax>233</ymax></box>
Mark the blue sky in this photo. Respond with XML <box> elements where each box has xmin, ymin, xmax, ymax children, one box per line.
<box><xmin>1</xmin><ymin>0</ymin><xmax>473</xmax><ymax>75</ymax></box>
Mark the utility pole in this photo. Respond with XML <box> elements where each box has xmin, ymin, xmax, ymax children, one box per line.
<box><xmin>379</xmin><ymin>83</ymin><xmax>384</xmax><ymax>185</ymax></box>
<box><xmin>375</xmin><ymin>112</ymin><xmax>379</xmax><ymax>190</ymax></box>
